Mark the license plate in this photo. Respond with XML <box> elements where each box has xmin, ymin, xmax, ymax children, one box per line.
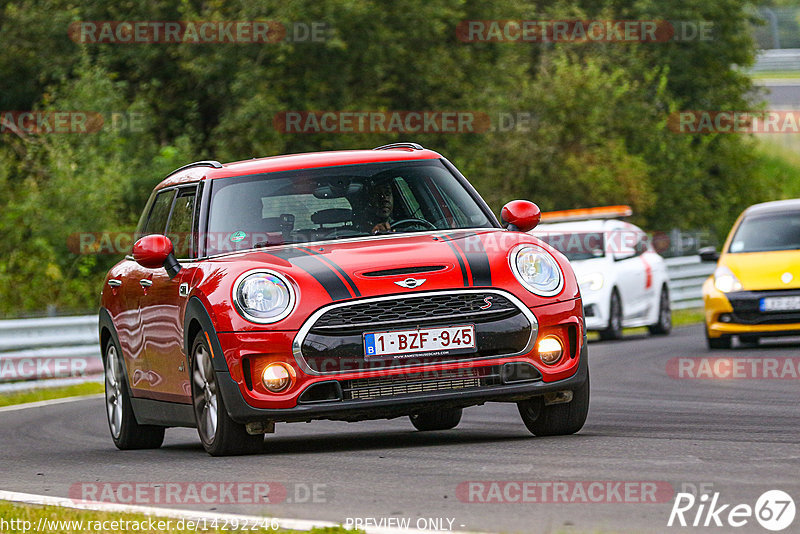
<box><xmin>364</xmin><ymin>325</ymin><xmax>476</xmax><ymax>359</ymax></box>
<box><xmin>760</xmin><ymin>296</ymin><xmax>800</xmax><ymax>312</ymax></box>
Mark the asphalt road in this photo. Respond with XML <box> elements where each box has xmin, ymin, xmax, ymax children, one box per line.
<box><xmin>1</xmin><ymin>325</ymin><xmax>799</xmax><ymax>533</ymax></box>
<box><xmin>759</xmin><ymin>82</ymin><xmax>800</xmax><ymax>108</ymax></box>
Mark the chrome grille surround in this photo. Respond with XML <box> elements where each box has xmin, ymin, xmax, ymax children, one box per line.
<box><xmin>291</xmin><ymin>289</ymin><xmax>538</xmax><ymax>376</ymax></box>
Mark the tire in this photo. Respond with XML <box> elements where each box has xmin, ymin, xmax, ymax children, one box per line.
<box><xmin>104</xmin><ymin>340</ymin><xmax>165</xmax><ymax>450</ymax></box>
<box><xmin>705</xmin><ymin>328</ymin><xmax>732</xmax><ymax>349</ymax></box>
<box><xmin>409</xmin><ymin>408</ymin><xmax>463</xmax><ymax>431</ymax></box>
<box><xmin>599</xmin><ymin>290</ymin><xmax>623</xmax><ymax>341</ymax></box>
<box><xmin>518</xmin><ymin>373</ymin><xmax>589</xmax><ymax>436</ymax></box>
<box><xmin>191</xmin><ymin>332</ymin><xmax>263</xmax><ymax>456</ymax></box>
<box><xmin>648</xmin><ymin>285</ymin><xmax>672</xmax><ymax>336</ymax></box>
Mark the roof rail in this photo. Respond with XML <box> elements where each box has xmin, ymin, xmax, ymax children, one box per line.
<box><xmin>373</xmin><ymin>142</ymin><xmax>424</xmax><ymax>151</ymax></box>
<box><xmin>166</xmin><ymin>160</ymin><xmax>223</xmax><ymax>178</ymax></box>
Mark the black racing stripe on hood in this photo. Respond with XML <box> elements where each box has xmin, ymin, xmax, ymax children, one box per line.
<box><xmin>439</xmin><ymin>235</ymin><xmax>469</xmax><ymax>287</ymax></box>
<box><xmin>460</xmin><ymin>235</ymin><xmax>492</xmax><ymax>287</ymax></box>
<box><xmin>300</xmin><ymin>247</ymin><xmax>361</xmax><ymax>297</ymax></box>
<box><xmin>267</xmin><ymin>248</ymin><xmax>352</xmax><ymax>301</ymax></box>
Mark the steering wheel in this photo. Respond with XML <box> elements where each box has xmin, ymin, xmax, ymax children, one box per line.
<box><xmin>391</xmin><ymin>218</ymin><xmax>437</xmax><ymax>231</ymax></box>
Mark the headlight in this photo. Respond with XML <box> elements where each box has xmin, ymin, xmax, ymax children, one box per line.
<box><xmin>233</xmin><ymin>270</ymin><xmax>295</xmax><ymax>323</ymax></box>
<box><xmin>713</xmin><ymin>265</ymin><xmax>743</xmax><ymax>293</ymax></box>
<box><xmin>510</xmin><ymin>245</ymin><xmax>563</xmax><ymax>296</ymax></box>
<box><xmin>579</xmin><ymin>272</ymin><xmax>604</xmax><ymax>292</ymax></box>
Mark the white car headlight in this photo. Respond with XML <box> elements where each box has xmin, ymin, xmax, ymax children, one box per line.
<box><xmin>713</xmin><ymin>265</ymin><xmax>743</xmax><ymax>293</ymax></box>
<box><xmin>233</xmin><ymin>270</ymin><xmax>295</xmax><ymax>323</ymax></box>
<box><xmin>579</xmin><ymin>273</ymin><xmax>604</xmax><ymax>292</ymax></box>
<box><xmin>510</xmin><ymin>245</ymin><xmax>564</xmax><ymax>296</ymax></box>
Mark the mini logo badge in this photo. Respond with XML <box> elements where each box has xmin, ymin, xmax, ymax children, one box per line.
<box><xmin>395</xmin><ymin>278</ymin><xmax>426</xmax><ymax>289</ymax></box>
<box><xmin>782</xmin><ymin>272</ymin><xmax>793</xmax><ymax>284</ymax></box>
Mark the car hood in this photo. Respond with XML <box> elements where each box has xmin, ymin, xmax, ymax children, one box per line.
<box><xmin>722</xmin><ymin>250</ymin><xmax>800</xmax><ymax>290</ymax></box>
<box><xmin>196</xmin><ymin>228</ymin><xmax>582</xmax><ymax>332</ymax></box>
<box><xmin>213</xmin><ymin>228</ymin><xmax>572</xmax><ymax>297</ymax></box>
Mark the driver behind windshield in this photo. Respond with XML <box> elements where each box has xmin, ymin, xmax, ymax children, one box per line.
<box><xmin>353</xmin><ymin>178</ymin><xmax>394</xmax><ymax>234</ymax></box>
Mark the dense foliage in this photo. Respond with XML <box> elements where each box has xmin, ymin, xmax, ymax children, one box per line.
<box><xmin>0</xmin><ymin>0</ymin><xmax>793</xmax><ymax>314</ymax></box>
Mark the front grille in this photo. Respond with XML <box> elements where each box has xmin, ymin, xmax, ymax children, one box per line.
<box><xmin>730</xmin><ymin>312</ymin><xmax>800</xmax><ymax>325</ymax></box>
<box><xmin>311</xmin><ymin>292</ymin><xmax>519</xmax><ymax>332</ymax></box>
<box><xmin>727</xmin><ymin>289</ymin><xmax>800</xmax><ymax>325</ymax></box>
<box><xmin>297</xmin><ymin>290</ymin><xmax>535</xmax><ymax>374</ymax></box>
<box><xmin>341</xmin><ymin>367</ymin><xmax>502</xmax><ymax>400</ymax></box>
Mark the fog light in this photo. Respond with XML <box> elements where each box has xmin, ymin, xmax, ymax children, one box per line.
<box><xmin>537</xmin><ymin>336</ymin><xmax>564</xmax><ymax>365</ymax></box>
<box><xmin>262</xmin><ymin>363</ymin><xmax>293</xmax><ymax>393</ymax></box>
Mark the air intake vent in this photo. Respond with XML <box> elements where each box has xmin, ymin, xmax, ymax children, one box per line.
<box><xmin>362</xmin><ymin>265</ymin><xmax>446</xmax><ymax>277</ymax></box>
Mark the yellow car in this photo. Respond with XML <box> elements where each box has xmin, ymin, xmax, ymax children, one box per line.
<box><xmin>701</xmin><ymin>199</ymin><xmax>800</xmax><ymax>349</ymax></box>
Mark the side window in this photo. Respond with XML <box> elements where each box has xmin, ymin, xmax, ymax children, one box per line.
<box><xmin>634</xmin><ymin>232</ymin><xmax>650</xmax><ymax>257</ymax></box>
<box><xmin>142</xmin><ymin>189</ymin><xmax>176</xmax><ymax>236</ymax></box>
<box><xmin>166</xmin><ymin>187</ymin><xmax>198</xmax><ymax>259</ymax></box>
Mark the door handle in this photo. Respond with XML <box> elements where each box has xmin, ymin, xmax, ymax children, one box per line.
<box><xmin>139</xmin><ymin>279</ymin><xmax>153</xmax><ymax>288</ymax></box>
<box><xmin>107</xmin><ymin>279</ymin><xmax>122</xmax><ymax>288</ymax></box>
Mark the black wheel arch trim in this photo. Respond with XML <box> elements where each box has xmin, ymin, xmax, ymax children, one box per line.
<box><xmin>184</xmin><ymin>296</ymin><xmax>230</xmax><ymax>373</ymax></box>
<box><xmin>98</xmin><ymin>308</ymin><xmax>133</xmax><ymax>390</ymax></box>
<box><xmin>98</xmin><ymin>307</ymin><xmax>147</xmax><ymax>425</ymax></box>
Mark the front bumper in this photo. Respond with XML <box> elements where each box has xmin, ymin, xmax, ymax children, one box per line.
<box><xmin>216</xmin><ymin>343</ymin><xmax>589</xmax><ymax>424</ymax></box>
<box><xmin>704</xmin><ymin>281</ymin><xmax>800</xmax><ymax>338</ymax></box>
<box><xmin>580</xmin><ymin>288</ymin><xmax>611</xmax><ymax>330</ymax></box>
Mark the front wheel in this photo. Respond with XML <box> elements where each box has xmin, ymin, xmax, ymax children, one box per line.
<box><xmin>409</xmin><ymin>408</ymin><xmax>462</xmax><ymax>431</ymax></box>
<box><xmin>648</xmin><ymin>286</ymin><xmax>672</xmax><ymax>336</ymax></box>
<box><xmin>104</xmin><ymin>340</ymin><xmax>165</xmax><ymax>450</ymax></box>
<box><xmin>191</xmin><ymin>332</ymin><xmax>263</xmax><ymax>456</ymax></box>
<box><xmin>518</xmin><ymin>373</ymin><xmax>589</xmax><ymax>436</ymax></box>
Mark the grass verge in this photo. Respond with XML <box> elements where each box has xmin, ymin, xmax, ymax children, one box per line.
<box><xmin>750</xmin><ymin>70</ymin><xmax>800</xmax><ymax>80</ymax></box>
<box><xmin>0</xmin><ymin>501</ymin><xmax>357</xmax><ymax>534</ymax></box>
<box><xmin>0</xmin><ymin>382</ymin><xmax>104</xmax><ymax>408</ymax></box>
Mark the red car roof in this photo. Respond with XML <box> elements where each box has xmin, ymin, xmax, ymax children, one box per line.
<box><xmin>156</xmin><ymin>148</ymin><xmax>443</xmax><ymax>189</ymax></box>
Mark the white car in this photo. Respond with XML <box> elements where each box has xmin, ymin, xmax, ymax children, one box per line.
<box><xmin>532</xmin><ymin>207</ymin><xmax>672</xmax><ymax>340</ymax></box>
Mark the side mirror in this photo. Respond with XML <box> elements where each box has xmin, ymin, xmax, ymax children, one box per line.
<box><xmin>501</xmin><ymin>200</ymin><xmax>541</xmax><ymax>232</ymax></box>
<box><xmin>133</xmin><ymin>235</ymin><xmax>182</xmax><ymax>278</ymax></box>
<box><xmin>698</xmin><ymin>246</ymin><xmax>720</xmax><ymax>263</ymax></box>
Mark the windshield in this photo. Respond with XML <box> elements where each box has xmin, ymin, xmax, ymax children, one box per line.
<box><xmin>728</xmin><ymin>211</ymin><xmax>800</xmax><ymax>253</ymax></box>
<box><xmin>205</xmin><ymin>160</ymin><xmax>494</xmax><ymax>255</ymax></box>
<box><xmin>537</xmin><ymin>232</ymin><xmax>606</xmax><ymax>261</ymax></box>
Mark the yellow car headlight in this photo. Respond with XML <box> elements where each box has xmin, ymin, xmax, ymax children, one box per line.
<box><xmin>713</xmin><ymin>265</ymin><xmax>743</xmax><ymax>293</ymax></box>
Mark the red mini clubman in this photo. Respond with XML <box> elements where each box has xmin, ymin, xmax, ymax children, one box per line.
<box><xmin>100</xmin><ymin>143</ymin><xmax>589</xmax><ymax>456</ymax></box>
